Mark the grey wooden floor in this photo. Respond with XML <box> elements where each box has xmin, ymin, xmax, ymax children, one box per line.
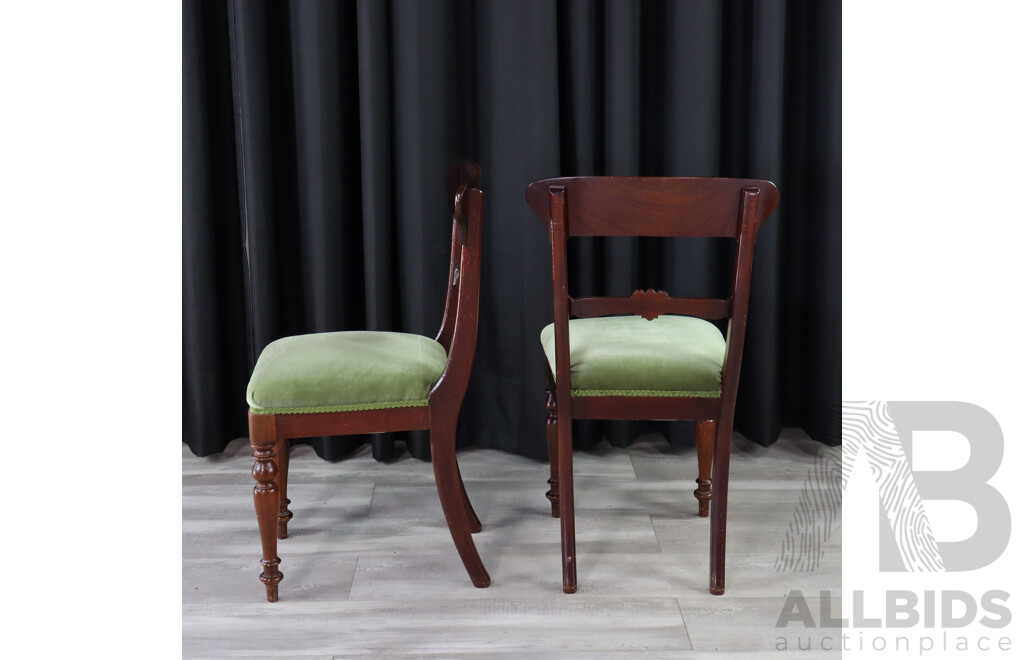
<box><xmin>183</xmin><ymin>430</ymin><xmax>841</xmax><ymax>659</ymax></box>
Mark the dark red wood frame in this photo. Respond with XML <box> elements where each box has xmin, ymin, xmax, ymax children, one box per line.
<box><xmin>248</xmin><ymin>161</ymin><xmax>489</xmax><ymax>602</ymax></box>
<box><xmin>527</xmin><ymin>176</ymin><xmax>779</xmax><ymax>595</ymax></box>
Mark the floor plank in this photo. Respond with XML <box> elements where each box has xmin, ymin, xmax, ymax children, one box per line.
<box><xmin>348</xmin><ymin>549</ymin><xmax>840</xmax><ymax>600</ymax></box>
<box><xmin>347</xmin><ymin>653</ymin><xmax>827</xmax><ymax>660</ymax></box>
<box><xmin>678</xmin><ymin>595</ymin><xmax>842</xmax><ymax>654</ymax></box>
<box><xmin>652</xmin><ymin>510</ymin><xmax>841</xmax><ymax>556</ymax></box>
<box><xmin>184</xmin><ymin>598</ymin><xmax>690</xmax><ymax>657</ymax></box>
<box><xmin>185</xmin><ymin>553</ymin><xmax>359</xmax><ymax>604</ymax></box>
<box><xmin>183</xmin><ymin>434</ymin><xmax>841</xmax><ymax>658</ymax></box>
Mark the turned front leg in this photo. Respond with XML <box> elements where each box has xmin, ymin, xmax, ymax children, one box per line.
<box><xmin>545</xmin><ymin>386</ymin><xmax>560</xmax><ymax>517</ymax></box>
<box><xmin>249</xmin><ymin>414</ymin><xmax>283</xmax><ymax>602</ymax></box>
<box><xmin>694</xmin><ymin>419</ymin><xmax>715</xmax><ymax>517</ymax></box>
<box><xmin>275</xmin><ymin>436</ymin><xmax>293</xmax><ymax>539</ymax></box>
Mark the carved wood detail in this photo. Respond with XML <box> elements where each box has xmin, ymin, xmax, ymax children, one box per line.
<box><xmin>632</xmin><ymin>288</ymin><xmax>670</xmax><ymax>320</ymax></box>
<box><xmin>694</xmin><ymin>419</ymin><xmax>715</xmax><ymax>518</ymax></box>
<box><xmin>250</xmin><ymin>432</ymin><xmax>282</xmax><ymax>602</ymax></box>
<box><xmin>570</xmin><ymin>292</ymin><xmax>730</xmax><ymax>321</ymax></box>
<box><xmin>276</xmin><ymin>438</ymin><xmax>293</xmax><ymax>539</ymax></box>
<box><xmin>545</xmin><ymin>384</ymin><xmax>559</xmax><ymax>517</ymax></box>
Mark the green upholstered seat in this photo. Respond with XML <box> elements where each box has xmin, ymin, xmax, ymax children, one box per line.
<box><xmin>540</xmin><ymin>315</ymin><xmax>725</xmax><ymax>397</ymax></box>
<box><xmin>246</xmin><ymin>331</ymin><xmax>448</xmax><ymax>414</ymax></box>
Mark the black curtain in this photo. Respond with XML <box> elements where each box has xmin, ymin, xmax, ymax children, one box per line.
<box><xmin>183</xmin><ymin>0</ymin><xmax>840</xmax><ymax>461</ymax></box>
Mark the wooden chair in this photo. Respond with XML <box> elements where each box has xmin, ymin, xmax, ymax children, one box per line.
<box><xmin>526</xmin><ymin>176</ymin><xmax>779</xmax><ymax>594</ymax></box>
<box><xmin>245</xmin><ymin>161</ymin><xmax>489</xmax><ymax>601</ymax></box>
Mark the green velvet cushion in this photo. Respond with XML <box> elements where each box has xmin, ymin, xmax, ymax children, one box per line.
<box><xmin>246</xmin><ymin>331</ymin><xmax>448</xmax><ymax>414</ymax></box>
<box><xmin>539</xmin><ymin>315</ymin><xmax>725</xmax><ymax>397</ymax></box>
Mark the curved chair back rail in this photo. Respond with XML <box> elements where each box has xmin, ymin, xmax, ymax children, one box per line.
<box><xmin>526</xmin><ymin>176</ymin><xmax>778</xmax><ymax>237</ymax></box>
<box><xmin>525</xmin><ymin>175</ymin><xmax>779</xmax><ymax>595</ymax></box>
<box><xmin>436</xmin><ymin>160</ymin><xmax>482</xmax><ymax>353</ymax></box>
<box><xmin>245</xmin><ymin>161</ymin><xmax>489</xmax><ymax>602</ymax></box>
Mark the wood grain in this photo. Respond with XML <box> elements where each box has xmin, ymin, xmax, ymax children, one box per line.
<box><xmin>525</xmin><ymin>177</ymin><xmax>779</xmax><ymax>238</ymax></box>
<box><xmin>571</xmin><ymin>291</ymin><xmax>730</xmax><ymax>321</ymax></box>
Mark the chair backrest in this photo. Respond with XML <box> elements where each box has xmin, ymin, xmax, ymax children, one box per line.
<box><xmin>526</xmin><ymin>176</ymin><xmax>778</xmax><ymax>238</ymax></box>
<box><xmin>525</xmin><ymin>176</ymin><xmax>778</xmax><ymax>411</ymax></box>
<box><xmin>433</xmin><ymin>161</ymin><xmax>484</xmax><ymax>401</ymax></box>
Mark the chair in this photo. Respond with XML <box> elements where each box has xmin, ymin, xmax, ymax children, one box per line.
<box><xmin>245</xmin><ymin>161</ymin><xmax>489</xmax><ymax>601</ymax></box>
<box><xmin>526</xmin><ymin>176</ymin><xmax>779</xmax><ymax>594</ymax></box>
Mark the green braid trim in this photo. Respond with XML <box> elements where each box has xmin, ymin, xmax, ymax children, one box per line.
<box><xmin>249</xmin><ymin>399</ymin><xmax>430</xmax><ymax>415</ymax></box>
<box><xmin>570</xmin><ymin>388</ymin><xmax>721</xmax><ymax>398</ymax></box>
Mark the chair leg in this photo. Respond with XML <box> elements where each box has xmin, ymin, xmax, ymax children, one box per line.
<box><xmin>456</xmin><ymin>462</ymin><xmax>483</xmax><ymax>533</ymax></box>
<box><xmin>430</xmin><ymin>414</ymin><xmax>490</xmax><ymax>588</ymax></box>
<box><xmin>694</xmin><ymin>420</ymin><xmax>715</xmax><ymax>517</ymax></box>
<box><xmin>709</xmin><ymin>418</ymin><xmax>733</xmax><ymax>595</ymax></box>
<box><xmin>545</xmin><ymin>385</ymin><xmax>560</xmax><ymax>517</ymax></box>
<box><xmin>275</xmin><ymin>436</ymin><xmax>293</xmax><ymax>539</ymax></box>
<box><xmin>557</xmin><ymin>406</ymin><xmax>577</xmax><ymax>593</ymax></box>
<box><xmin>249</xmin><ymin>414</ymin><xmax>283</xmax><ymax>602</ymax></box>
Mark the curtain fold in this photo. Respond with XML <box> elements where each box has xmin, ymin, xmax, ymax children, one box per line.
<box><xmin>183</xmin><ymin>0</ymin><xmax>841</xmax><ymax>460</ymax></box>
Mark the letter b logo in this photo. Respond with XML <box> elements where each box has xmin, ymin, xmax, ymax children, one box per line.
<box><xmin>843</xmin><ymin>401</ymin><xmax>1010</xmax><ymax>572</ymax></box>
